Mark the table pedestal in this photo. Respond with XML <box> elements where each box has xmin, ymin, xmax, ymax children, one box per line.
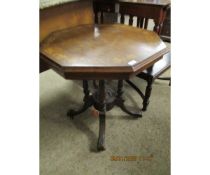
<box><xmin>67</xmin><ymin>80</ymin><xmax>142</xmax><ymax>151</ymax></box>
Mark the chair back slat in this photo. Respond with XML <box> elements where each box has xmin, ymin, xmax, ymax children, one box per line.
<box><xmin>128</xmin><ymin>15</ymin><xmax>133</xmax><ymax>26</ymax></box>
<box><xmin>100</xmin><ymin>12</ymin><xmax>104</xmax><ymax>24</ymax></box>
<box><xmin>144</xmin><ymin>18</ymin><xmax>149</xmax><ymax>29</ymax></box>
<box><xmin>140</xmin><ymin>18</ymin><xmax>145</xmax><ymax>28</ymax></box>
<box><xmin>95</xmin><ymin>12</ymin><xmax>99</xmax><ymax>24</ymax></box>
<box><xmin>94</xmin><ymin>5</ymin><xmax>156</xmax><ymax>31</ymax></box>
<box><xmin>137</xmin><ymin>17</ymin><xmax>140</xmax><ymax>27</ymax></box>
<box><xmin>120</xmin><ymin>14</ymin><xmax>125</xmax><ymax>24</ymax></box>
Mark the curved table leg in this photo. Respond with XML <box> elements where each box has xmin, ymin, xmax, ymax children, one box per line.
<box><xmin>116</xmin><ymin>80</ymin><xmax>142</xmax><ymax>118</ymax></box>
<box><xmin>96</xmin><ymin>80</ymin><xmax>106</xmax><ymax>151</ymax></box>
<box><xmin>97</xmin><ymin>112</ymin><xmax>106</xmax><ymax>151</ymax></box>
<box><xmin>116</xmin><ymin>98</ymin><xmax>142</xmax><ymax>118</ymax></box>
<box><xmin>142</xmin><ymin>79</ymin><xmax>153</xmax><ymax>111</ymax></box>
<box><xmin>67</xmin><ymin>80</ymin><xmax>93</xmax><ymax>119</ymax></box>
<box><xmin>67</xmin><ymin>100</ymin><xmax>92</xmax><ymax>119</ymax></box>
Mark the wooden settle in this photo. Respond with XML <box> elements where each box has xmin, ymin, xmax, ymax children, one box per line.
<box><xmin>40</xmin><ymin>0</ymin><xmax>94</xmax><ymax>72</ymax></box>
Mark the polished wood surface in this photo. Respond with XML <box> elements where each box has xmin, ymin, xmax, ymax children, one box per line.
<box><xmin>40</xmin><ymin>0</ymin><xmax>94</xmax><ymax>42</ymax></box>
<box><xmin>125</xmin><ymin>51</ymin><xmax>170</xmax><ymax>111</ymax></box>
<box><xmin>40</xmin><ymin>24</ymin><xmax>169</xmax><ymax>79</ymax></box>
<box><xmin>40</xmin><ymin>0</ymin><xmax>94</xmax><ymax>72</ymax></box>
<box><xmin>141</xmin><ymin>51</ymin><xmax>170</xmax><ymax>78</ymax></box>
<box><xmin>94</xmin><ymin>2</ymin><xmax>171</xmax><ymax>111</ymax></box>
<box><xmin>40</xmin><ymin>1</ymin><xmax>170</xmax><ymax>151</ymax></box>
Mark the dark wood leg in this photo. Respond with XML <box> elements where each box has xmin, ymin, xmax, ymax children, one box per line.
<box><xmin>125</xmin><ymin>80</ymin><xmax>145</xmax><ymax>99</ymax></box>
<box><xmin>157</xmin><ymin>77</ymin><xmax>171</xmax><ymax>86</ymax></box>
<box><xmin>94</xmin><ymin>12</ymin><xmax>98</xmax><ymax>24</ymax></box>
<box><xmin>97</xmin><ymin>112</ymin><xmax>106</xmax><ymax>151</ymax></box>
<box><xmin>67</xmin><ymin>80</ymin><xmax>93</xmax><ymax>119</ymax></box>
<box><xmin>97</xmin><ymin>80</ymin><xmax>106</xmax><ymax>151</ymax></box>
<box><xmin>142</xmin><ymin>78</ymin><xmax>153</xmax><ymax>111</ymax></box>
<box><xmin>116</xmin><ymin>80</ymin><xmax>142</xmax><ymax>118</ymax></box>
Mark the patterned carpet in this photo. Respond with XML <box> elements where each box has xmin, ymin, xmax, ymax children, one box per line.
<box><xmin>40</xmin><ymin>69</ymin><xmax>170</xmax><ymax>175</ymax></box>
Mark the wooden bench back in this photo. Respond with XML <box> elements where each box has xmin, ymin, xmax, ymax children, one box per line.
<box><xmin>40</xmin><ymin>0</ymin><xmax>94</xmax><ymax>72</ymax></box>
<box><xmin>40</xmin><ymin>0</ymin><xmax>94</xmax><ymax>42</ymax></box>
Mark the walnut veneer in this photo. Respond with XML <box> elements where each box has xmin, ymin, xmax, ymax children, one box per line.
<box><xmin>41</xmin><ymin>24</ymin><xmax>169</xmax><ymax>79</ymax></box>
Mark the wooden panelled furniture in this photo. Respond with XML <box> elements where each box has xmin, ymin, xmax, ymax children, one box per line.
<box><xmin>40</xmin><ymin>0</ymin><xmax>94</xmax><ymax>72</ymax></box>
<box><xmin>93</xmin><ymin>0</ymin><xmax>170</xmax><ymax>34</ymax></box>
<box><xmin>40</xmin><ymin>0</ymin><xmax>170</xmax><ymax>151</ymax></box>
<box><xmin>160</xmin><ymin>5</ymin><xmax>171</xmax><ymax>42</ymax></box>
<box><xmin>41</xmin><ymin>24</ymin><xmax>169</xmax><ymax>151</ymax></box>
<box><xmin>93</xmin><ymin>0</ymin><xmax>171</xmax><ymax>111</ymax></box>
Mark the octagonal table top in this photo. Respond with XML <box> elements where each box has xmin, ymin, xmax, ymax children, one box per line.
<box><xmin>40</xmin><ymin>24</ymin><xmax>169</xmax><ymax>79</ymax></box>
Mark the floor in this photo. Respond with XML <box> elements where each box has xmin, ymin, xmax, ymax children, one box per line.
<box><xmin>40</xmin><ymin>69</ymin><xmax>170</xmax><ymax>175</ymax></box>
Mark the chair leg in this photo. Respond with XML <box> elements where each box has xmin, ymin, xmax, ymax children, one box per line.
<box><xmin>157</xmin><ymin>77</ymin><xmax>171</xmax><ymax>86</ymax></box>
<box><xmin>142</xmin><ymin>78</ymin><xmax>153</xmax><ymax>111</ymax></box>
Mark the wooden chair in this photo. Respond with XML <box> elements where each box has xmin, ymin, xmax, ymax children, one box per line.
<box><xmin>94</xmin><ymin>4</ymin><xmax>171</xmax><ymax>111</ymax></box>
<box><xmin>127</xmin><ymin>52</ymin><xmax>170</xmax><ymax>111</ymax></box>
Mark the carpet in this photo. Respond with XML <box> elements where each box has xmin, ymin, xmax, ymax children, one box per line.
<box><xmin>40</xmin><ymin>69</ymin><xmax>170</xmax><ymax>175</ymax></box>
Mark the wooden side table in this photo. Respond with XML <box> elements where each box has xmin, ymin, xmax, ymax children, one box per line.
<box><xmin>93</xmin><ymin>0</ymin><xmax>170</xmax><ymax>34</ymax></box>
<box><xmin>40</xmin><ymin>24</ymin><xmax>169</xmax><ymax>151</ymax></box>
